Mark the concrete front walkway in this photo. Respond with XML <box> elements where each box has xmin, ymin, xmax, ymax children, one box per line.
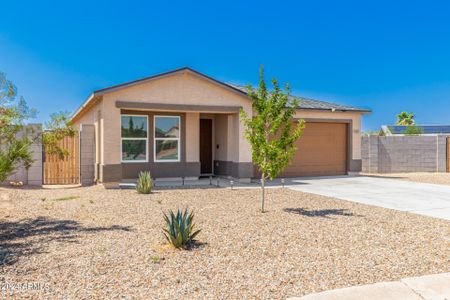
<box><xmin>288</xmin><ymin>272</ymin><xmax>450</xmax><ymax>300</ymax></box>
<box><xmin>289</xmin><ymin>176</ymin><xmax>450</xmax><ymax>220</ymax></box>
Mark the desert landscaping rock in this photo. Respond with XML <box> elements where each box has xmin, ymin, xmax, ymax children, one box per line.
<box><xmin>0</xmin><ymin>188</ymin><xmax>12</xmax><ymax>218</ymax></box>
<box><xmin>1</xmin><ymin>186</ymin><xmax>449</xmax><ymax>299</ymax></box>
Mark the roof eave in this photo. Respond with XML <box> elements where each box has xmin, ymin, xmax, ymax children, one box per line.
<box><xmin>71</xmin><ymin>93</ymin><xmax>95</xmax><ymax>122</ymax></box>
<box><xmin>296</xmin><ymin>107</ymin><xmax>371</xmax><ymax>113</ymax></box>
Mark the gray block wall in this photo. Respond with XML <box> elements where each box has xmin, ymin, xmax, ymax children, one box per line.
<box><xmin>5</xmin><ymin>124</ymin><xmax>43</xmax><ymax>185</ymax></box>
<box><xmin>79</xmin><ymin>124</ymin><xmax>95</xmax><ymax>185</ymax></box>
<box><xmin>362</xmin><ymin>135</ymin><xmax>450</xmax><ymax>173</ymax></box>
<box><xmin>27</xmin><ymin>135</ymin><xmax>43</xmax><ymax>185</ymax></box>
<box><xmin>437</xmin><ymin>136</ymin><xmax>449</xmax><ymax>172</ymax></box>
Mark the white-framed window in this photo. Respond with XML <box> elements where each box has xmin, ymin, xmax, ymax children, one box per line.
<box><xmin>154</xmin><ymin>115</ymin><xmax>180</xmax><ymax>162</ymax></box>
<box><xmin>121</xmin><ymin>115</ymin><xmax>148</xmax><ymax>163</ymax></box>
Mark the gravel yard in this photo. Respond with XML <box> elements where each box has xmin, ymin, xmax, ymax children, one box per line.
<box><xmin>364</xmin><ymin>172</ymin><xmax>450</xmax><ymax>186</ymax></box>
<box><xmin>1</xmin><ymin>186</ymin><xmax>449</xmax><ymax>299</ymax></box>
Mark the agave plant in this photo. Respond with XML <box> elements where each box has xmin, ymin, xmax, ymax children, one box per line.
<box><xmin>162</xmin><ymin>208</ymin><xmax>201</xmax><ymax>248</ymax></box>
<box><xmin>136</xmin><ymin>171</ymin><xmax>153</xmax><ymax>194</ymax></box>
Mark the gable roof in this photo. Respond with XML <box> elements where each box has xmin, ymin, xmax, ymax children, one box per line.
<box><xmin>92</xmin><ymin>67</ymin><xmax>247</xmax><ymax>97</ymax></box>
<box><xmin>72</xmin><ymin>67</ymin><xmax>370</xmax><ymax>121</ymax></box>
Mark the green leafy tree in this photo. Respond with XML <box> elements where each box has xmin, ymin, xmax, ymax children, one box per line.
<box><xmin>0</xmin><ymin>72</ymin><xmax>36</xmax><ymax>182</ymax></box>
<box><xmin>43</xmin><ymin>111</ymin><xmax>76</xmax><ymax>159</ymax></box>
<box><xmin>396</xmin><ymin>111</ymin><xmax>415</xmax><ymax>125</ymax></box>
<box><xmin>403</xmin><ymin>125</ymin><xmax>424</xmax><ymax>135</ymax></box>
<box><xmin>240</xmin><ymin>67</ymin><xmax>305</xmax><ymax>212</ymax></box>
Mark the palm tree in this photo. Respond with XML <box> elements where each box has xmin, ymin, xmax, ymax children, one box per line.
<box><xmin>396</xmin><ymin>112</ymin><xmax>415</xmax><ymax>125</ymax></box>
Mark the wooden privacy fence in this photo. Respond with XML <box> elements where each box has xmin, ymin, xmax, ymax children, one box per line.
<box><xmin>43</xmin><ymin>134</ymin><xmax>80</xmax><ymax>185</ymax></box>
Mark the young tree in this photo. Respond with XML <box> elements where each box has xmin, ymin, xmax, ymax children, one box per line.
<box><xmin>0</xmin><ymin>72</ymin><xmax>36</xmax><ymax>182</ymax></box>
<box><xmin>240</xmin><ymin>67</ymin><xmax>304</xmax><ymax>212</ymax></box>
<box><xmin>396</xmin><ymin>111</ymin><xmax>415</xmax><ymax>125</ymax></box>
<box><xmin>42</xmin><ymin>111</ymin><xmax>76</xmax><ymax>159</ymax></box>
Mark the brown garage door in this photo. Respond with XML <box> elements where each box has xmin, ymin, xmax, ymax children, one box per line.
<box><xmin>281</xmin><ymin>122</ymin><xmax>348</xmax><ymax>177</ymax></box>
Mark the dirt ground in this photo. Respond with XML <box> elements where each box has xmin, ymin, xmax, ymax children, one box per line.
<box><xmin>1</xmin><ymin>185</ymin><xmax>449</xmax><ymax>299</ymax></box>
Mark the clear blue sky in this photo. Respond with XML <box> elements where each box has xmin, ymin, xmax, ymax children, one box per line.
<box><xmin>1</xmin><ymin>0</ymin><xmax>449</xmax><ymax>131</ymax></box>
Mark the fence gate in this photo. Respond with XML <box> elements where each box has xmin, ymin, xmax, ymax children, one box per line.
<box><xmin>43</xmin><ymin>134</ymin><xmax>80</xmax><ymax>185</ymax></box>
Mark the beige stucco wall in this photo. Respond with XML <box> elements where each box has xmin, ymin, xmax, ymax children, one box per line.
<box><xmin>98</xmin><ymin>70</ymin><xmax>252</xmax><ymax>165</ymax></box>
<box><xmin>214</xmin><ymin>114</ymin><xmax>228</xmax><ymax>161</ymax></box>
<box><xmin>99</xmin><ymin>97</ymin><xmax>120</xmax><ymax>165</ymax></box>
<box><xmin>185</xmin><ymin>112</ymin><xmax>200</xmax><ymax>162</ymax></box>
<box><xmin>228</xmin><ymin>114</ymin><xmax>240</xmax><ymax>162</ymax></box>
<box><xmin>74</xmin><ymin>100</ymin><xmax>101</xmax><ymax>128</ymax></box>
<box><xmin>294</xmin><ymin>110</ymin><xmax>363</xmax><ymax>160</ymax></box>
<box><xmin>73</xmin><ymin>100</ymin><xmax>102</xmax><ymax>169</ymax></box>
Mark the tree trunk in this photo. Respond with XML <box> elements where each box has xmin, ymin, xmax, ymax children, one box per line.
<box><xmin>261</xmin><ymin>172</ymin><xmax>265</xmax><ymax>212</ymax></box>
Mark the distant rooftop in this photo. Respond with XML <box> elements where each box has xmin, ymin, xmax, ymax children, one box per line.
<box><xmin>386</xmin><ymin>125</ymin><xmax>450</xmax><ymax>135</ymax></box>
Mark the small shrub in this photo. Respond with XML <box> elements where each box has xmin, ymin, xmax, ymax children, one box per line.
<box><xmin>150</xmin><ymin>255</ymin><xmax>161</xmax><ymax>264</ymax></box>
<box><xmin>162</xmin><ymin>208</ymin><xmax>201</xmax><ymax>249</ymax></box>
<box><xmin>403</xmin><ymin>125</ymin><xmax>424</xmax><ymax>135</ymax></box>
<box><xmin>136</xmin><ymin>171</ymin><xmax>153</xmax><ymax>194</ymax></box>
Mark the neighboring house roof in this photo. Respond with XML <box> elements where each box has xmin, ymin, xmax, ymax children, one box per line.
<box><xmin>383</xmin><ymin>125</ymin><xmax>450</xmax><ymax>135</ymax></box>
<box><xmin>72</xmin><ymin>67</ymin><xmax>370</xmax><ymax>121</ymax></box>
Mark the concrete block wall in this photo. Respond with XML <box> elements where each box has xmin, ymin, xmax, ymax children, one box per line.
<box><xmin>361</xmin><ymin>135</ymin><xmax>380</xmax><ymax>173</ymax></box>
<box><xmin>79</xmin><ymin>124</ymin><xmax>95</xmax><ymax>185</ymax></box>
<box><xmin>361</xmin><ymin>136</ymin><xmax>369</xmax><ymax>172</ymax></box>
<box><xmin>437</xmin><ymin>135</ymin><xmax>449</xmax><ymax>172</ymax></box>
<box><xmin>27</xmin><ymin>136</ymin><xmax>43</xmax><ymax>185</ymax></box>
<box><xmin>5</xmin><ymin>124</ymin><xmax>43</xmax><ymax>185</ymax></box>
<box><xmin>362</xmin><ymin>135</ymin><xmax>450</xmax><ymax>173</ymax></box>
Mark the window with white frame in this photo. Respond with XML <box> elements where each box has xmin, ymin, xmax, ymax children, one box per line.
<box><xmin>121</xmin><ymin>115</ymin><xmax>148</xmax><ymax>162</ymax></box>
<box><xmin>154</xmin><ymin>116</ymin><xmax>180</xmax><ymax>162</ymax></box>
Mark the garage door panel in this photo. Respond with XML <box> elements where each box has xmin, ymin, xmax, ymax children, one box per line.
<box><xmin>281</xmin><ymin>122</ymin><xmax>348</xmax><ymax>177</ymax></box>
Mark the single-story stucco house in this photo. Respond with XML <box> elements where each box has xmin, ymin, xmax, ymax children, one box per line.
<box><xmin>71</xmin><ymin>67</ymin><xmax>370</xmax><ymax>183</ymax></box>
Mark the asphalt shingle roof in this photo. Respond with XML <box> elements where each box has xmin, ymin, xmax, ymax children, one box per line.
<box><xmin>229</xmin><ymin>84</ymin><xmax>369</xmax><ymax>112</ymax></box>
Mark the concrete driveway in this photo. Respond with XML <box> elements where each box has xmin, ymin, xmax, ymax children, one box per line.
<box><xmin>289</xmin><ymin>176</ymin><xmax>450</xmax><ymax>221</ymax></box>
